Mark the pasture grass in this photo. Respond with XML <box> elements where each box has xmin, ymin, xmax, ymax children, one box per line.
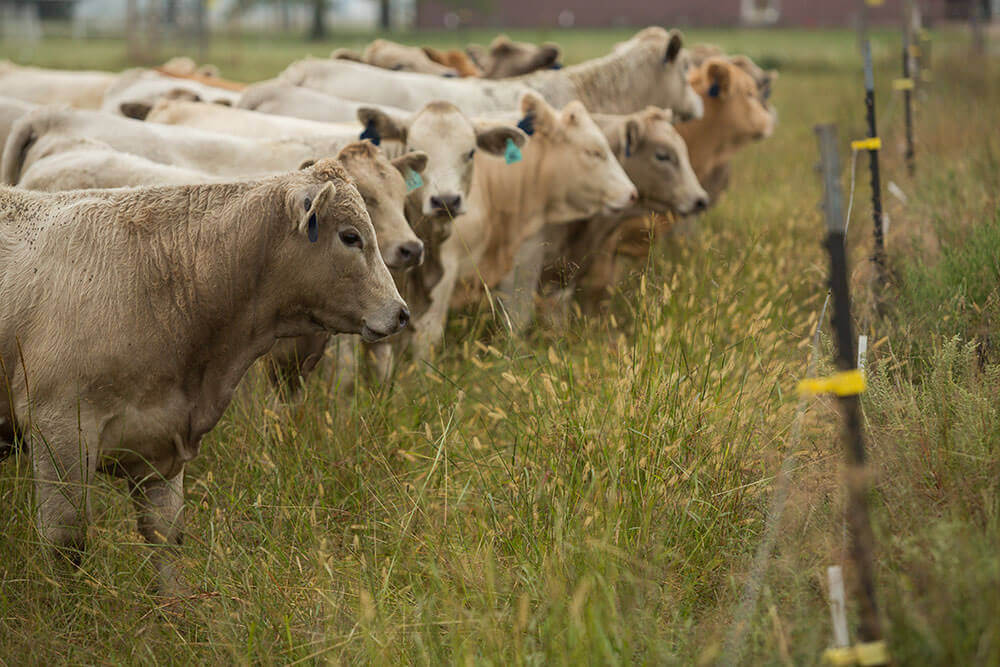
<box><xmin>1</xmin><ymin>26</ymin><xmax>998</xmax><ymax>665</ymax></box>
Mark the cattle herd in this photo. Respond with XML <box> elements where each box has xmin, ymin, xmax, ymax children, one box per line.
<box><xmin>0</xmin><ymin>26</ymin><xmax>776</xmax><ymax>594</ymax></box>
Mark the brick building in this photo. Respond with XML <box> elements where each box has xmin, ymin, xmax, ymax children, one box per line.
<box><xmin>415</xmin><ymin>0</ymin><xmax>989</xmax><ymax>29</ymax></box>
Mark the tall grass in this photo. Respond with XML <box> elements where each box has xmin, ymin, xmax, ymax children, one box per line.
<box><xmin>0</xmin><ymin>27</ymin><xmax>997</xmax><ymax>665</ymax></box>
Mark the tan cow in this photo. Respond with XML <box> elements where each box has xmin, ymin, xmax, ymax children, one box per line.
<box><xmin>529</xmin><ymin>107</ymin><xmax>707</xmax><ymax>319</ymax></box>
<box><xmin>412</xmin><ymin>92</ymin><xmax>637</xmax><ymax>356</ymax></box>
<box><xmin>0</xmin><ymin>161</ymin><xmax>407</xmax><ymax>594</ymax></box>
<box><xmin>573</xmin><ymin>56</ymin><xmax>777</xmax><ymax>309</ymax></box>
<box><xmin>17</xmin><ymin>138</ymin><xmax>220</xmax><ymax>191</ymax></box>
<box><xmin>1</xmin><ymin>107</ymin><xmax>358</xmax><ymax>184</ymax></box>
<box><xmin>679</xmin><ymin>56</ymin><xmax>775</xmax><ymax>199</ymax></box>
<box><xmin>332</xmin><ymin>39</ymin><xmax>460</xmax><ymax>77</ymax></box>
<box><xmin>101</xmin><ymin>68</ymin><xmax>240</xmax><ymax>116</ymax></box>
<box><xmin>279</xmin><ymin>27</ymin><xmax>702</xmax><ymax>119</ymax></box>
<box><xmin>349</xmin><ymin>101</ymin><xmax>528</xmax><ymax>377</ymax></box>
<box><xmin>266</xmin><ymin>142</ymin><xmax>428</xmax><ymax>396</ymax></box>
<box><xmin>143</xmin><ymin>98</ymin><xmax>362</xmax><ymax>141</ymax></box>
<box><xmin>466</xmin><ymin>34</ymin><xmax>562</xmax><ymax>79</ymax></box>
<box><xmin>0</xmin><ymin>61</ymin><xmax>117</xmax><ymax>109</ymax></box>
<box><xmin>236</xmin><ymin>79</ymin><xmax>409</xmax><ymax>125</ymax></box>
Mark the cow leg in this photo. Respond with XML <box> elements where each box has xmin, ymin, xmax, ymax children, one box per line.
<box><xmin>494</xmin><ymin>231</ymin><xmax>546</xmax><ymax>335</ymax></box>
<box><xmin>411</xmin><ymin>249</ymin><xmax>460</xmax><ymax>360</ymax></box>
<box><xmin>364</xmin><ymin>341</ymin><xmax>393</xmax><ymax>387</ymax></box>
<box><xmin>130</xmin><ymin>469</ymin><xmax>189</xmax><ymax>596</ymax></box>
<box><xmin>267</xmin><ymin>333</ymin><xmax>330</xmax><ymax>402</ymax></box>
<box><xmin>32</xmin><ymin>427</ymin><xmax>96</xmax><ymax>562</ymax></box>
<box><xmin>330</xmin><ymin>334</ymin><xmax>359</xmax><ymax>396</ymax></box>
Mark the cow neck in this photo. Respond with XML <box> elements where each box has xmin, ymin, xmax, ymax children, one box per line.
<box><xmin>676</xmin><ymin>109</ymin><xmax>727</xmax><ymax>182</ymax></box>
<box><xmin>466</xmin><ymin>136</ymin><xmax>549</xmax><ymax>289</ymax></box>
<box><xmin>524</xmin><ymin>42</ymin><xmax>658</xmax><ymax>114</ymax></box>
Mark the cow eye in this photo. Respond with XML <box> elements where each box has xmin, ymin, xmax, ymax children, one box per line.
<box><xmin>587</xmin><ymin>149</ymin><xmax>603</xmax><ymax>159</ymax></box>
<box><xmin>465</xmin><ymin>148</ymin><xmax>475</xmax><ymax>161</ymax></box>
<box><xmin>339</xmin><ymin>229</ymin><xmax>363</xmax><ymax>248</ymax></box>
<box><xmin>655</xmin><ymin>151</ymin><xmax>674</xmax><ymax>163</ymax></box>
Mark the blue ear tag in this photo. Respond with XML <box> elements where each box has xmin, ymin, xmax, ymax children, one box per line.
<box><xmin>307</xmin><ymin>213</ymin><xmax>318</xmax><ymax>243</ymax></box>
<box><xmin>708</xmin><ymin>82</ymin><xmax>720</xmax><ymax>98</ymax></box>
<box><xmin>516</xmin><ymin>112</ymin><xmax>535</xmax><ymax>136</ymax></box>
<box><xmin>359</xmin><ymin>118</ymin><xmax>381</xmax><ymax>146</ymax></box>
<box><xmin>549</xmin><ymin>62</ymin><xmax>563</xmax><ymax>70</ymax></box>
<box><xmin>404</xmin><ymin>168</ymin><xmax>423</xmax><ymax>192</ymax></box>
<box><xmin>504</xmin><ymin>137</ymin><xmax>522</xmax><ymax>164</ymax></box>
<box><xmin>625</xmin><ymin>137</ymin><xmax>632</xmax><ymax>158</ymax></box>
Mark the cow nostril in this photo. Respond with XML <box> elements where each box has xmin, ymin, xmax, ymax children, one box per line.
<box><xmin>431</xmin><ymin>194</ymin><xmax>462</xmax><ymax>214</ymax></box>
<box><xmin>694</xmin><ymin>197</ymin><xmax>708</xmax><ymax>212</ymax></box>
<box><xmin>398</xmin><ymin>306</ymin><xmax>410</xmax><ymax>329</ymax></box>
<box><xmin>398</xmin><ymin>241</ymin><xmax>424</xmax><ymax>266</ymax></box>
<box><xmin>629</xmin><ymin>189</ymin><xmax>639</xmax><ymax>202</ymax></box>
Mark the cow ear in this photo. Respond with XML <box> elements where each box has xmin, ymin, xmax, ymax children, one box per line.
<box><xmin>707</xmin><ymin>61</ymin><xmax>731</xmax><ymax>97</ymax></box>
<box><xmin>534</xmin><ymin>44</ymin><xmax>561</xmax><ymax>69</ymax></box>
<box><xmin>299</xmin><ymin>159</ymin><xmax>316</xmax><ymax>170</ymax></box>
<box><xmin>164</xmin><ymin>88</ymin><xmax>202</xmax><ymax>102</ymax></box>
<box><xmin>519</xmin><ymin>92</ymin><xmax>557</xmax><ymax>135</ymax></box>
<box><xmin>665</xmin><ymin>29</ymin><xmax>684</xmax><ymax>64</ymax></box>
<box><xmin>332</xmin><ymin>48</ymin><xmax>363</xmax><ymax>62</ymax></box>
<box><xmin>120</xmin><ymin>101</ymin><xmax>153</xmax><ymax>120</ymax></box>
<box><xmin>357</xmin><ymin>108</ymin><xmax>407</xmax><ymax>146</ymax></box>
<box><xmin>391</xmin><ymin>150</ymin><xmax>428</xmax><ymax>176</ymax></box>
<box><xmin>490</xmin><ymin>34</ymin><xmax>514</xmax><ymax>55</ymax></box>
<box><xmin>422</xmin><ymin>46</ymin><xmax>445</xmax><ymax>64</ymax></box>
<box><xmin>624</xmin><ymin>118</ymin><xmax>642</xmax><ymax>158</ymax></box>
<box><xmin>295</xmin><ymin>182</ymin><xmax>336</xmax><ymax>241</ymax></box>
<box><xmin>475</xmin><ymin>125</ymin><xmax>527</xmax><ymax>156</ymax></box>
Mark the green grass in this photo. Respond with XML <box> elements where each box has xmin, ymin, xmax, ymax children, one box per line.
<box><xmin>1</xmin><ymin>26</ymin><xmax>998</xmax><ymax>665</ymax></box>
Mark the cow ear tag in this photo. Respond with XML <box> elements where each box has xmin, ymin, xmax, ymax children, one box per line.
<box><xmin>504</xmin><ymin>138</ymin><xmax>522</xmax><ymax>164</ymax></box>
<box><xmin>625</xmin><ymin>136</ymin><xmax>632</xmax><ymax>158</ymax></box>
<box><xmin>405</xmin><ymin>168</ymin><xmax>423</xmax><ymax>192</ymax></box>
<box><xmin>708</xmin><ymin>82</ymin><xmax>720</xmax><ymax>98</ymax></box>
<box><xmin>360</xmin><ymin>118</ymin><xmax>381</xmax><ymax>146</ymax></box>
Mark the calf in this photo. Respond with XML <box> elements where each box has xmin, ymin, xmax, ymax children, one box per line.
<box><xmin>414</xmin><ymin>92</ymin><xmax>637</xmax><ymax>356</ymax></box>
<box><xmin>0</xmin><ymin>161</ymin><xmax>406</xmax><ymax>593</ymax></box>
<box><xmin>266</xmin><ymin>142</ymin><xmax>428</xmax><ymax>395</ymax></box>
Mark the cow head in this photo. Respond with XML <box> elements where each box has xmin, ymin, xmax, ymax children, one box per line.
<box><xmin>278</xmin><ymin>159</ymin><xmax>408</xmax><ymax>342</ymax></box>
<box><xmin>690</xmin><ymin>57</ymin><xmax>775</xmax><ymax>146</ymax></box>
<box><xmin>600</xmin><ymin>107</ymin><xmax>708</xmax><ymax>216</ymax></box>
<box><xmin>467</xmin><ymin>34</ymin><xmax>562</xmax><ymax>78</ymax></box>
<box><xmin>517</xmin><ymin>92</ymin><xmax>637</xmax><ymax>222</ymax></box>
<box><xmin>615</xmin><ymin>27</ymin><xmax>704</xmax><ymax>122</ymax></box>
<box><xmin>326</xmin><ymin>141</ymin><xmax>427</xmax><ymax>270</ymax></box>
<box><xmin>357</xmin><ymin>102</ymin><xmax>526</xmax><ymax>220</ymax></box>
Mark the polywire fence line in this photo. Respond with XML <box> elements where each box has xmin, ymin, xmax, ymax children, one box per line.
<box><xmin>719</xmin><ymin>144</ymin><xmax>860</xmax><ymax>666</ymax></box>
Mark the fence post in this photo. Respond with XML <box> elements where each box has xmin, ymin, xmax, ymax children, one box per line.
<box><xmin>900</xmin><ymin>24</ymin><xmax>916</xmax><ymax>175</ymax></box>
<box><xmin>813</xmin><ymin>124</ymin><xmax>887</xmax><ymax>661</ymax></box>
<box><xmin>859</xmin><ymin>39</ymin><xmax>888</xmax><ymax>305</ymax></box>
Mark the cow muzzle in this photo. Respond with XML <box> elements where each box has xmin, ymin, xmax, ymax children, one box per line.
<box><xmin>427</xmin><ymin>193</ymin><xmax>464</xmax><ymax>218</ymax></box>
<box><xmin>385</xmin><ymin>240</ymin><xmax>425</xmax><ymax>269</ymax></box>
<box><xmin>361</xmin><ymin>301</ymin><xmax>410</xmax><ymax>342</ymax></box>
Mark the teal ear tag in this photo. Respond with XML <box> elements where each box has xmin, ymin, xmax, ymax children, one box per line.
<box><xmin>405</xmin><ymin>169</ymin><xmax>423</xmax><ymax>192</ymax></box>
<box><xmin>504</xmin><ymin>137</ymin><xmax>522</xmax><ymax>164</ymax></box>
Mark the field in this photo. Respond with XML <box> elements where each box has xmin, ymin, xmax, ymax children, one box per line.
<box><xmin>1</xmin><ymin>26</ymin><xmax>998</xmax><ymax>665</ymax></box>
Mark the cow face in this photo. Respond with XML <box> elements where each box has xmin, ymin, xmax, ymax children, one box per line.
<box><xmin>690</xmin><ymin>57</ymin><xmax>775</xmax><ymax>148</ymax></box>
<box><xmin>357</xmin><ymin>102</ymin><xmax>525</xmax><ymax>220</ymax></box>
<box><xmin>281</xmin><ymin>159</ymin><xmax>408</xmax><ymax>342</ymax></box>
<box><xmin>330</xmin><ymin>142</ymin><xmax>427</xmax><ymax>270</ymax></box>
<box><xmin>611</xmin><ymin>107</ymin><xmax>708</xmax><ymax>215</ymax></box>
<box><xmin>466</xmin><ymin>34</ymin><xmax>562</xmax><ymax>78</ymax></box>
<box><xmin>519</xmin><ymin>93</ymin><xmax>637</xmax><ymax>223</ymax></box>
